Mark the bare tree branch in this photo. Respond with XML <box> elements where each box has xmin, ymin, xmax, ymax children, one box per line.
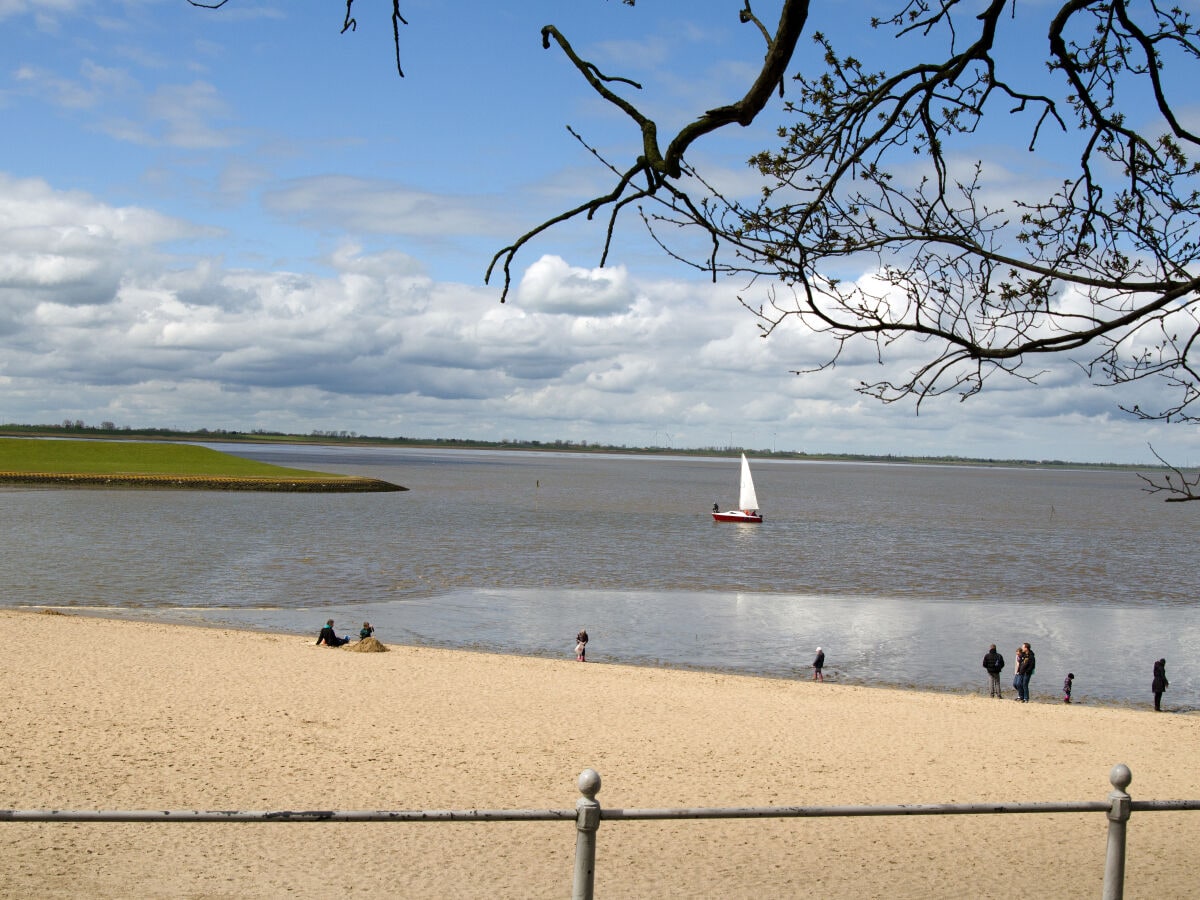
<box><xmin>487</xmin><ymin>1</ymin><xmax>810</xmax><ymax>300</ymax></box>
<box><xmin>189</xmin><ymin>1</ymin><xmax>1200</xmax><ymax>472</ymax></box>
<box><xmin>1138</xmin><ymin>444</ymin><xmax>1200</xmax><ymax>502</ymax></box>
<box><xmin>342</xmin><ymin>0</ymin><xmax>408</xmax><ymax>77</ymax></box>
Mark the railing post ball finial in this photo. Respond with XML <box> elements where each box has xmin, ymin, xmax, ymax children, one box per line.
<box><xmin>578</xmin><ymin>769</ymin><xmax>601</xmax><ymax>800</ymax></box>
<box><xmin>1110</xmin><ymin>764</ymin><xmax>1132</xmax><ymax>793</ymax></box>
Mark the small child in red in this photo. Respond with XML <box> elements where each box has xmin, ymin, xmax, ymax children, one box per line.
<box><xmin>1063</xmin><ymin>673</ymin><xmax>1074</xmax><ymax>703</ymax></box>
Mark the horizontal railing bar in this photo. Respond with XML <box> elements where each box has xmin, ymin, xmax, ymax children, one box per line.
<box><xmin>1129</xmin><ymin>800</ymin><xmax>1200</xmax><ymax>812</ymax></box>
<box><xmin>0</xmin><ymin>809</ymin><xmax>577</xmax><ymax>824</ymax></box>
<box><xmin>3</xmin><ymin>798</ymin><xmax>1197</xmax><ymax>826</ymax></box>
<box><xmin>602</xmin><ymin>798</ymin><xmax>1200</xmax><ymax>819</ymax></box>
<box><xmin>602</xmin><ymin>801</ymin><xmax>1111</xmax><ymax>820</ymax></box>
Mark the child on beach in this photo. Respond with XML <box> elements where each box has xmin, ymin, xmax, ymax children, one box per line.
<box><xmin>1063</xmin><ymin>673</ymin><xmax>1074</xmax><ymax>703</ymax></box>
<box><xmin>360</xmin><ymin>622</ymin><xmax>374</xmax><ymax>640</ymax></box>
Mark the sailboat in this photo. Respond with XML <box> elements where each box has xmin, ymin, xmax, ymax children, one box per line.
<box><xmin>712</xmin><ymin>454</ymin><xmax>763</xmax><ymax>523</ymax></box>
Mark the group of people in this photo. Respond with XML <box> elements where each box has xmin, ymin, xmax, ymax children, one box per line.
<box><xmin>983</xmin><ymin>643</ymin><xmax>1169</xmax><ymax>710</ymax></box>
<box><xmin>980</xmin><ymin>642</ymin><xmax>1045</xmax><ymax>703</ymax></box>
<box><xmin>315</xmin><ymin>619</ymin><xmax>374</xmax><ymax>647</ymax></box>
<box><xmin>314</xmin><ymin>618</ymin><xmax>1171</xmax><ymax>711</ymax></box>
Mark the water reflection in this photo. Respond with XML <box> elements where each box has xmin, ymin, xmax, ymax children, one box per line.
<box><xmin>85</xmin><ymin>587</ymin><xmax>1198</xmax><ymax>709</ymax></box>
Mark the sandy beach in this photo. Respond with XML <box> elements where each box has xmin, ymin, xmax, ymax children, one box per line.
<box><xmin>2</xmin><ymin>609</ymin><xmax>1197</xmax><ymax>898</ymax></box>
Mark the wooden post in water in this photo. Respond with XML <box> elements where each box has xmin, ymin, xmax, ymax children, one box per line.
<box><xmin>572</xmin><ymin>769</ymin><xmax>602</xmax><ymax>900</ymax></box>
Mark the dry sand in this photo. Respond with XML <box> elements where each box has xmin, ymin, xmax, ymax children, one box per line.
<box><xmin>1</xmin><ymin>609</ymin><xmax>1197</xmax><ymax>899</ymax></box>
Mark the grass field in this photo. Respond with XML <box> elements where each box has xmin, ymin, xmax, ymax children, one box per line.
<box><xmin>0</xmin><ymin>437</ymin><xmax>335</xmax><ymax>477</ymax></box>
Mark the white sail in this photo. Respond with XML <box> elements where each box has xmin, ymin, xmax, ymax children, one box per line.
<box><xmin>737</xmin><ymin>453</ymin><xmax>759</xmax><ymax>510</ymax></box>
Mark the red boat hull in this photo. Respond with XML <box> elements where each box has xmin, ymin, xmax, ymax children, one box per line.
<box><xmin>712</xmin><ymin>510</ymin><xmax>763</xmax><ymax>523</ymax></box>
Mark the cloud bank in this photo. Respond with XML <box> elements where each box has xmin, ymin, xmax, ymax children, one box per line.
<box><xmin>1</xmin><ymin>173</ymin><xmax>1193</xmax><ymax>464</ymax></box>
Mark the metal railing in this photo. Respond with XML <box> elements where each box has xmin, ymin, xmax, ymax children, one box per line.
<box><xmin>4</xmin><ymin>764</ymin><xmax>1198</xmax><ymax>899</ymax></box>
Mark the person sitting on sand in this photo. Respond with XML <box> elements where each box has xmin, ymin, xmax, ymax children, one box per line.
<box><xmin>359</xmin><ymin>622</ymin><xmax>374</xmax><ymax>640</ymax></box>
<box><xmin>316</xmin><ymin>619</ymin><xmax>349</xmax><ymax>647</ymax></box>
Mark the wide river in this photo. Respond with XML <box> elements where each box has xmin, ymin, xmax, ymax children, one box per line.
<box><xmin>5</xmin><ymin>444</ymin><xmax>1197</xmax><ymax>708</ymax></box>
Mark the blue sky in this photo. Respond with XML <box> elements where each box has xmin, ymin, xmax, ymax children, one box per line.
<box><xmin>1</xmin><ymin>0</ymin><xmax>1197</xmax><ymax>465</ymax></box>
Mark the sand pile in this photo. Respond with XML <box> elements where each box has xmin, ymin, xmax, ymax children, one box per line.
<box><xmin>345</xmin><ymin>635</ymin><xmax>388</xmax><ymax>652</ymax></box>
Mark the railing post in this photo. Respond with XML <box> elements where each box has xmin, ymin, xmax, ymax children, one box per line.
<box><xmin>572</xmin><ymin>769</ymin><xmax>602</xmax><ymax>900</ymax></box>
<box><xmin>1102</xmin><ymin>764</ymin><xmax>1132</xmax><ymax>900</ymax></box>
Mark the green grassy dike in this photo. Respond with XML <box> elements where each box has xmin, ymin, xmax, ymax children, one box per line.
<box><xmin>0</xmin><ymin>438</ymin><xmax>405</xmax><ymax>493</ymax></box>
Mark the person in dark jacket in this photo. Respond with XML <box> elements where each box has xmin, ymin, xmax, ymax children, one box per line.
<box><xmin>812</xmin><ymin>647</ymin><xmax>825</xmax><ymax>682</ymax></box>
<box><xmin>1016</xmin><ymin>642</ymin><xmax>1036</xmax><ymax>702</ymax></box>
<box><xmin>1152</xmin><ymin>658</ymin><xmax>1169</xmax><ymax>711</ymax></box>
<box><xmin>982</xmin><ymin>644</ymin><xmax>1005</xmax><ymax>698</ymax></box>
<box><xmin>316</xmin><ymin>619</ymin><xmax>349</xmax><ymax>647</ymax></box>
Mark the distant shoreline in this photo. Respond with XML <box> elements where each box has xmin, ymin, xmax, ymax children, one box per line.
<box><xmin>0</xmin><ymin>424</ymin><xmax>1159</xmax><ymax>470</ymax></box>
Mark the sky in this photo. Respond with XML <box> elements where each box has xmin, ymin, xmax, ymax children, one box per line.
<box><xmin>1</xmin><ymin>0</ymin><xmax>1198</xmax><ymax>465</ymax></box>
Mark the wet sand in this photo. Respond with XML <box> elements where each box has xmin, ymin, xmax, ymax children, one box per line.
<box><xmin>2</xmin><ymin>609</ymin><xmax>1197</xmax><ymax>898</ymax></box>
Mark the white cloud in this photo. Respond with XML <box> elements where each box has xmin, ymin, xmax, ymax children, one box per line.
<box><xmin>11</xmin><ymin>63</ymin><xmax>102</xmax><ymax>109</ymax></box>
<box><xmin>515</xmin><ymin>255</ymin><xmax>635</xmax><ymax>315</ymax></box>
<box><xmin>0</xmin><ymin>0</ymin><xmax>78</xmax><ymax>25</ymax></box>
<box><xmin>143</xmin><ymin>80</ymin><xmax>235</xmax><ymax>149</ymax></box>
<box><xmin>584</xmin><ymin>355</ymin><xmax>659</xmax><ymax>393</ymax></box>
<box><xmin>262</xmin><ymin>175</ymin><xmax>516</xmax><ymax>239</ymax></box>
<box><xmin>0</xmin><ymin>175</ymin><xmax>210</xmax><ymax>318</ymax></box>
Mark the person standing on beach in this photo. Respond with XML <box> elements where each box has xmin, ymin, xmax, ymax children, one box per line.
<box><xmin>1152</xmin><ymin>658</ymin><xmax>1169</xmax><ymax>711</ymax></box>
<box><xmin>316</xmin><ymin>619</ymin><xmax>349</xmax><ymax>647</ymax></box>
<box><xmin>575</xmin><ymin>628</ymin><xmax>589</xmax><ymax>662</ymax></box>
<box><xmin>812</xmin><ymin>647</ymin><xmax>825</xmax><ymax>681</ymax></box>
<box><xmin>1063</xmin><ymin>673</ymin><xmax>1074</xmax><ymax>704</ymax></box>
<box><xmin>982</xmin><ymin>644</ymin><xmax>1005</xmax><ymax>698</ymax></box>
<box><xmin>1016</xmin><ymin>642</ymin><xmax>1036</xmax><ymax>702</ymax></box>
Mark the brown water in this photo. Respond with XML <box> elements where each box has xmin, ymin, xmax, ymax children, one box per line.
<box><xmin>3</xmin><ymin>445</ymin><xmax>1196</xmax><ymax>706</ymax></box>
